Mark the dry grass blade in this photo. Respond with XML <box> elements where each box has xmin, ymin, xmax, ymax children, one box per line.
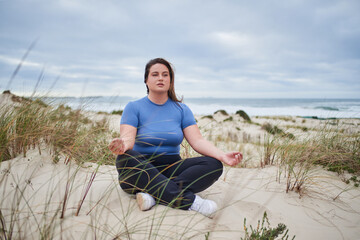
<box><xmin>76</xmin><ymin>167</ymin><xmax>98</xmax><ymax>216</ymax></box>
<box><xmin>6</xmin><ymin>38</ymin><xmax>38</xmax><ymax>90</ymax></box>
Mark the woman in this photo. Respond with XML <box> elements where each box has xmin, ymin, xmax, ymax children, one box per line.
<box><xmin>109</xmin><ymin>58</ymin><xmax>242</xmax><ymax>218</ymax></box>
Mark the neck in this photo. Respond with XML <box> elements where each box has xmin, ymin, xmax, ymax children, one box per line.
<box><xmin>148</xmin><ymin>92</ymin><xmax>169</xmax><ymax>105</ymax></box>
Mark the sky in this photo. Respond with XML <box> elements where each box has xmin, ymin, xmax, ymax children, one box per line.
<box><xmin>0</xmin><ymin>0</ymin><xmax>359</xmax><ymax>99</ymax></box>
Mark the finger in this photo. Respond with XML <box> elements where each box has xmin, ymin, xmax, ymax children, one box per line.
<box><xmin>109</xmin><ymin>143</ymin><xmax>121</xmax><ymax>154</ymax></box>
<box><xmin>108</xmin><ymin>139</ymin><xmax>118</xmax><ymax>149</ymax></box>
<box><xmin>112</xmin><ymin>148</ymin><xmax>124</xmax><ymax>155</ymax></box>
<box><xmin>114</xmin><ymin>145</ymin><xmax>123</xmax><ymax>153</ymax></box>
<box><xmin>109</xmin><ymin>144</ymin><xmax>115</xmax><ymax>151</ymax></box>
<box><xmin>236</xmin><ymin>154</ymin><xmax>241</xmax><ymax>163</ymax></box>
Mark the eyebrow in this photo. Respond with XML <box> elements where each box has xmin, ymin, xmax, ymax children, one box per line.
<box><xmin>151</xmin><ymin>71</ymin><xmax>169</xmax><ymax>74</ymax></box>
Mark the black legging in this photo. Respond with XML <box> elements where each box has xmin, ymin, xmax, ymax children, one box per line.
<box><xmin>116</xmin><ymin>150</ymin><xmax>223</xmax><ymax>210</ymax></box>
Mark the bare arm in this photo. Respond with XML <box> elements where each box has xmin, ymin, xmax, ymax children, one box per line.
<box><xmin>183</xmin><ymin>125</ymin><xmax>242</xmax><ymax>166</ymax></box>
<box><xmin>108</xmin><ymin>124</ymin><xmax>137</xmax><ymax>155</ymax></box>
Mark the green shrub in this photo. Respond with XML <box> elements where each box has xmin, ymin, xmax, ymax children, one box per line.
<box><xmin>236</xmin><ymin>110</ymin><xmax>251</xmax><ymax>122</ymax></box>
<box><xmin>214</xmin><ymin>109</ymin><xmax>228</xmax><ymax>115</ymax></box>
<box><xmin>202</xmin><ymin>115</ymin><xmax>214</xmax><ymax>120</ymax></box>
<box><xmin>242</xmin><ymin>211</ymin><xmax>295</xmax><ymax>240</ymax></box>
<box><xmin>301</xmin><ymin>127</ymin><xmax>308</xmax><ymax>132</ymax></box>
<box><xmin>224</xmin><ymin>116</ymin><xmax>233</xmax><ymax>122</ymax></box>
<box><xmin>261</xmin><ymin>123</ymin><xmax>295</xmax><ymax>139</ymax></box>
<box><xmin>111</xmin><ymin>109</ymin><xmax>123</xmax><ymax>115</ymax></box>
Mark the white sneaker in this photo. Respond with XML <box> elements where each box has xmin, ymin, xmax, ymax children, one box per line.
<box><xmin>189</xmin><ymin>195</ymin><xmax>217</xmax><ymax>218</ymax></box>
<box><xmin>136</xmin><ymin>192</ymin><xmax>156</xmax><ymax>211</ymax></box>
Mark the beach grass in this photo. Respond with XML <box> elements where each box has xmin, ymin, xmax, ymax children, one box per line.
<box><xmin>258</xmin><ymin>120</ymin><xmax>360</xmax><ymax>196</ymax></box>
<box><xmin>195</xmin><ymin>109</ymin><xmax>360</xmax><ymax>196</ymax></box>
<box><xmin>0</xmin><ymin>95</ymin><xmax>213</xmax><ymax>239</ymax></box>
<box><xmin>242</xmin><ymin>211</ymin><xmax>295</xmax><ymax>240</ymax></box>
<box><xmin>0</xmin><ymin>94</ymin><xmax>115</xmax><ymax>166</ymax></box>
<box><xmin>236</xmin><ymin>110</ymin><xmax>251</xmax><ymax>122</ymax></box>
<box><xmin>0</xmin><ymin>94</ymin><xmax>246</xmax><ymax>239</ymax></box>
<box><xmin>1</xmin><ymin>91</ymin><xmax>359</xmax><ymax>239</ymax></box>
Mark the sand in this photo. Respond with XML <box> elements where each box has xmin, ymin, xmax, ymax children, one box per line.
<box><xmin>1</xmin><ymin>93</ymin><xmax>360</xmax><ymax>239</ymax></box>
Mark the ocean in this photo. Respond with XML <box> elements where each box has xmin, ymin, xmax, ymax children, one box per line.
<box><xmin>41</xmin><ymin>96</ymin><xmax>360</xmax><ymax>118</ymax></box>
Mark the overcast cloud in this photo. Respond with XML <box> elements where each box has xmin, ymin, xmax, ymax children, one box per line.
<box><xmin>0</xmin><ymin>0</ymin><xmax>359</xmax><ymax>98</ymax></box>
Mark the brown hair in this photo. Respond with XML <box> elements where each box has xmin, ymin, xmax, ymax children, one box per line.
<box><xmin>144</xmin><ymin>58</ymin><xmax>182</xmax><ymax>102</ymax></box>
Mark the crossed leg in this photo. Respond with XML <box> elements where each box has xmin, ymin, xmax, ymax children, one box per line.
<box><xmin>116</xmin><ymin>150</ymin><xmax>223</xmax><ymax>210</ymax></box>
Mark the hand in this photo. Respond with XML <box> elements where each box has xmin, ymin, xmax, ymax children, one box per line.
<box><xmin>108</xmin><ymin>138</ymin><xmax>126</xmax><ymax>155</ymax></box>
<box><xmin>220</xmin><ymin>152</ymin><xmax>243</xmax><ymax>167</ymax></box>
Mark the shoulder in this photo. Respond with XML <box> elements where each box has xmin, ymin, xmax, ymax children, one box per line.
<box><xmin>167</xmin><ymin>99</ymin><xmax>189</xmax><ymax>109</ymax></box>
<box><xmin>122</xmin><ymin>97</ymin><xmax>148</xmax><ymax>117</ymax></box>
<box><xmin>126</xmin><ymin>97</ymin><xmax>147</xmax><ymax>108</ymax></box>
<box><xmin>178</xmin><ymin>101</ymin><xmax>190</xmax><ymax>109</ymax></box>
<box><xmin>121</xmin><ymin>97</ymin><xmax>150</xmax><ymax>125</ymax></box>
<box><xmin>172</xmin><ymin>101</ymin><xmax>194</xmax><ymax>117</ymax></box>
<box><xmin>176</xmin><ymin>101</ymin><xmax>196</xmax><ymax>128</ymax></box>
<box><xmin>174</xmin><ymin>101</ymin><xmax>192</xmax><ymax>113</ymax></box>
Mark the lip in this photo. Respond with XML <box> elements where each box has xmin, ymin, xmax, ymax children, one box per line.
<box><xmin>157</xmin><ymin>83</ymin><xmax>164</xmax><ymax>87</ymax></box>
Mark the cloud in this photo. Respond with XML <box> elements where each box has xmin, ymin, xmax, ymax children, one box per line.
<box><xmin>0</xmin><ymin>0</ymin><xmax>359</xmax><ymax>98</ymax></box>
<box><xmin>0</xmin><ymin>55</ymin><xmax>42</xmax><ymax>69</ymax></box>
<box><xmin>209</xmin><ymin>32</ymin><xmax>260</xmax><ymax>59</ymax></box>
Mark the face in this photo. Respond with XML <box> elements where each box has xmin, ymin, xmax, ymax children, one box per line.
<box><xmin>146</xmin><ymin>63</ymin><xmax>171</xmax><ymax>94</ymax></box>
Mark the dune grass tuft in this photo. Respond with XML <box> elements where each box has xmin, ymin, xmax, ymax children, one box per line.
<box><xmin>214</xmin><ymin>109</ymin><xmax>228</xmax><ymax>116</ymax></box>
<box><xmin>261</xmin><ymin>122</ymin><xmax>295</xmax><ymax>139</ymax></box>
<box><xmin>236</xmin><ymin>110</ymin><xmax>251</xmax><ymax>122</ymax></box>
<box><xmin>261</xmin><ymin>121</ymin><xmax>360</xmax><ymax>195</ymax></box>
<box><xmin>111</xmin><ymin>109</ymin><xmax>123</xmax><ymax>115</ymax></box>
<box><xmin>0</xmin><ymin>96</ymin><xmax>114</xmax><ymax>166</ymax></box>
<box><xmin>242</xmin><ymin>211</ymin><xmax>295</xmax><ymax>240</ymax></box>
<box><xmin>202</xmin><ymin>115</ymin><xmax>214</xmax><ymax>120</ymax></box>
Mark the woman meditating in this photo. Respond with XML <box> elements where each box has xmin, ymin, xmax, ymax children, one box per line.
<box><xmin>108</xmin><ymin>58</ymin><xmax>242</xmax><ymax>218</ymax></box>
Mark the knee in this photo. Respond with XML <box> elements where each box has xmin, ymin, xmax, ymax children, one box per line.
<box><xmin>116</xmin><ymin>150</ymin><xmax>141</xmax><ymax>161</ymax></box>
<box><xmin>116</xmin><ymin>150</ymin><xmax>143</xmax><ymax>167</ymax></box>
<box><xmin>119</xmin><ymin>180</ymin><xmax>138</xmax><ymax>194</ymax></box>
<box><xmin>116</xmin><ymin>150</ymin><xmax>145</xmax><ymax>176</ymax></box>
<box><xmin>124</xmin><ymin>149</ymin><xmax>142</xmax><ymax>157</ymax></box>
<box><xmin>207</xmin><ymin>157</ymin><xmax>223</xmax><ymax>179</ymax></box>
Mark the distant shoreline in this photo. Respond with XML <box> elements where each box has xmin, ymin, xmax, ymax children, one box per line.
<box><xmin>3</xmin><ymin>91</ymin><xmax>359</xmax><ymax>118</ymax></box>
<box><xmin>39</xmin><ymin>96</ymin><xmax>360</xmax><ymax>119</ymax></box>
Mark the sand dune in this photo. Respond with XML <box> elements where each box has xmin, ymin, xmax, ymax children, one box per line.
<box><xmin>2</xmin><ymin>147</ymin><xmax>360</xmax><ymax>239</ymax></box>
<box><xmin>1</xmin><ymin>92</ymin><xmax>360</xmax><ymax>239</ymax></box>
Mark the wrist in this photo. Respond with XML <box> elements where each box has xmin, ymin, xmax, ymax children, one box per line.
<box><xmin>216</xmin><ymin>152</ymin><xmax>225</xmax><ymax>163</ymax></box>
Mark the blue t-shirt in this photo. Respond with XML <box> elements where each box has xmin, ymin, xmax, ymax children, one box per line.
<box><xmin>120</xmin><ymin>96</ymin><xmax>197</xmax><ymax>155</ymax></box>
